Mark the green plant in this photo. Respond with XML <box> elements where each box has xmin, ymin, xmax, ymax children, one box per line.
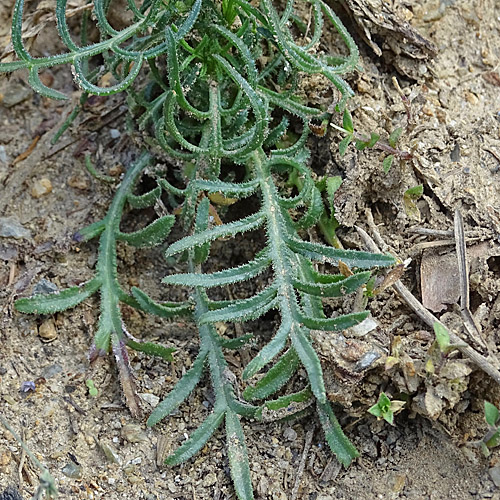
<box><xmin>333</xmin><ymin>109</ymin><xmax>410</xmax><ymax>170</ymax></box>
<box><xmin>1</xmin><ymin>0</ymin><xmax>396</xmax><ymax>497</ymax></box>
<box><xmin>368</xmin><ymin>392</ymin><xmax>405</xmax><ymax>426</ymax></box>
<box><xmin>480</xmin><ymin>401</ymin><xmax>500</xmax><ymax>456</ymax></box>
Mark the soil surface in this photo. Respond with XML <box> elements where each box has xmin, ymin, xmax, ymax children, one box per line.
<box><xmin>1</xmin><ymin>0</ymin><xmax>500</xmax><ymax>499</ymax></box>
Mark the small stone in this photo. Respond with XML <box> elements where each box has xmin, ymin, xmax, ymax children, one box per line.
<box><xmin>108</xmin><ymin>164</ymin><xmax>124</xmax><ymax>177</ymax></box>
<box><xmin>0</xmin><ymin>82</ymin><xmax>32</xmax><ymax>108</ymax></box>
<box><xmin>38</xmin><ymin>319</ymin><xmax>58</xmax><ymax>342</ymax></box>
<box><xmin>42</xmin><ymin>364</ymin><xmax>62</xmax><ymax>378</ymax></box>
<box><xmin>0</xmin><ymin>217</ymin><xmax>31</xmax><ymax>239</ymax></box>
<box><xmin>33</xmin><ymin>279</ymin><xmax>59</xmax><ymax>295</ymax></box>
<box><xmin>202</xmin><ymin>472</ymin><xmax>217</xmax><ymax>487</ymax></box>
<box><xmin>68</xmin><ymin>175</ymin><xmax>90</xmax><ymax>190</ymax></box>
<box><xmin>122</xmin><ymin>424</ymin><xmax>148</xmax><ymax>443</ymax></box>
<box><xmin>62</xmin><ymin>462</ymin><xmax>82</xmax><ymax>479</ymax></box>
<box><xmin>0</xmin><ymin>145</ymin><xmax>8</xmax><ymax>164</ymax></box>
<box><xmin>282</xmin><ymin>427</ymin><xmax>297</xmax><ymax>441</ymax></box>
<box><xmin>109</xmin><ymin>129</ymin><xmax>121</xmax><ymax>139</ymax></box>
<box><xmin>138</xmin><ymin>393</ymin><xmax>160</xmax><ymax>408</ymax></box>
<box><xmin>490</xmin><ymin>467</ymin><xmax>500</xmax><ymax>487</ymax></box>
<box><xmin>31</xmin><ymin>178</ymin><xmax>52</xmax><ymax>198</ymax></box>
<box><xmin>100</xmin><ymin>441</ymin><xmax>122</xmax><ymax>464</ymax></box>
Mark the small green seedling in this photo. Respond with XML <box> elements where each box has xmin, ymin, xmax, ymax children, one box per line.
<box><xmin>334</xmin><ymin>110</ymin><xmax>409</xmax><ymax>171</ymax></box>
<box><xmin>368</xmin><ymin>392</ymin><xmax>405</xmax><ymax>426</ymax></box>
<box><xmin>86</xmin><ymin>379</ymin><xmax>99</xmax><ymax>397</ymax></box>
<box><xmin>480</xmin><ymin>401</ymin><xmax>500</xmax><ymax>456</ymax></box>
<box><xmin>403</xmin><ymin>184</ymin><xmax>424</xmax><ymax>220</ymax></box>
<box><xmin>425</xmin><ymin>322</ymin><xmax>467</xmax><ymax>374</ymax></box>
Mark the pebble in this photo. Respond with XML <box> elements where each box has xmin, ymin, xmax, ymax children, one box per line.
<box><xmin>61</xmin><ymin>462</ymin><xmax>82</xmax><ymax>479</ymax></box>
<box><xmin>68</xmin><ymin>175</ymin><xmax>90</xmax><ymax>190</ymax></box>
<box><xmin>31</xmin><ymin>178</ymin><xmax>53</xmax><ymax>198</ymax></box>
<box><xmin>33</xmin><ymin>279</ymin><xmax>58</xmax><ymax>295</ymax></box>
<box><xmin>122</xmin><ymin>424</ymin><xmax>148</xmax><ymax>443</ymax></box>
<box><xmin>38</xmin><ymin>318</ymin><xmax>58</xmax><ymax>342</ymax></box>
<box><xmin>202</xmin><ymin>472</ymin><xmax>217</xmax><ymax>487</ymax></box>
<box><xmin>490</xmin><ymin>467</ymin><xmax>500</xmax><ymax>487</ymax></box>
<box><xmin>0</xmin><ymin>82</ymin><xmax>32</xmax><ymax>108</ymax></box>
<box><xmin>109</xmin><ymin>129</ymin><xmax>121</xmax><ymax>139</ymax></box>
<box><xmin>0</xmin><ymin>145</ymin><xmax>8</xmax><ymax>164</ymax></box>
<box><xmin>282</xmin><ymin>427</ymin><xmax>297</xmax><ymax>441</ymax></box>
<box><xmin>100</xmin><ymin>441</ymin><xmax>122</xmax><ymax>464</ymax></box>
<box><xmin>138</xmin><ymin>393</ymin><xmax>160</xmax><ymax>408</ymax></box>
<box><xmin>0</xmin><ymin>216</ymin><xmax>31</xmax><ymax>239</ymax></box>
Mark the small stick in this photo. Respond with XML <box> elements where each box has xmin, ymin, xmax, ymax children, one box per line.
<box><xmin>18</xmin><ymin>429</ymin><xmax>27</xmax><ymax>490</ymax></box>
<box><xmin>355</xmin><ymin>223</ymin><xmax>500</xmax><ymax>385</ymax></box>
<box><xmin>291</xmin><ymin>426</ymin><xmax>315</xmax><ymax>500</ymax></box>
<box><xmin>410</xmin><ymin>237</ymin><xmax>481</xmax><ymax>252</ymax></box>
<box><xmin>454</xmin><ymin>209</ymin><xmax>486</xmax><ymax>349</ymax></box>
<box><xmin>407</xmin><ymin>228</ymin><xmax>454</xmax><ymax>237</ymax></box>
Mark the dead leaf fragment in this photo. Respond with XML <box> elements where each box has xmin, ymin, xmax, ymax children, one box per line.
<box><xmin>420</xmin><ymin>250</ymin><xmax>460</xmax><ymax>312</ymax></box>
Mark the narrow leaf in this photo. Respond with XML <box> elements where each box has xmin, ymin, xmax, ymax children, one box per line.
<box><xmin>317</xmin><ymin>400</ymin><xmax>359</xmax><ymax>467</ymax></box>
<box><xmin>225</xmin><ymin>410</ymin><xmax>254</xmax><ymax>500</ymax></box>
<box><xmin>15</xmin><ymin>278</ymin><xmax>101</xmax><ymax>314</ymax></box>
<box><xmin>243</xmin><ymin>313</ymin><xmax>292</xmax><ymax>379</ymax></box>
<box><xmin>290</xmin><ymin>327</ymin><xmax>326</xmax><ymax>402</ymax></box>
<box><xmin>127</xmin><ymin>186</ymin><xmax>162</xmax><ymax>209</ymax></box>
<box><xmin>243</xmin><ymin>349</ymin><xmax>300</xmax><ymax>401</ymax></box>
<box><xmin>117</xmin><ymin>215</ymin><xmax>175</xmax><ymax>247</ymax></box>
<box><xmin>200</xmin><ymin>287</ymin><xmax>278</xmax><ymax>324</ymax></box>
<box><xmin>293</xmin><ymin>272</ymin><xmax>371</xmax><ymax>298</ymax></box>
<box><xmin>127</xmin><ymin>340</ymin><xmax>176</xmax><ymax>362</ymax></box>
<box><xmin>147</xmin><ymin>350</ymin><xmax>207</xmax><ymax>427</ymax></box>
<box><xmin>287</xmin><ymin>238</ymin><xmax>396</xmax><ymax>269</ymax></box>
<box><xmin>76</xmin><ymin>219</ymin><xmax>106</xmax><ymax>241</ymax></box>
<box><xmin>131</xmin><ymin>287</ymin><xmax>192</xmax><ymax>317</ymax></box>
<box><xmin>165</xmin><ymin>410</ymin><xmax>225</xmax><ymax>465</ymax></box>
<box><xmin>29</xmin><ymin>68</ymin><xmax>67</xmax><ymax>100</ymax></box>
<box><xmin>163</xmin><ymin>250</ymin><xmax>271</xmax><ymax>288</ymax></box>
<box><xmin>219</xmin><ymin>333</ymin><xmax>254</xmax><ymax>350</ymax></box>
<box><xmin>165</xmin><ymin>212</ymin><xmax>265</xmax><ymax>257</ymax></box>
<box><xmin>263</xmin><ymin>388</ymin><xmax>313</xmax><ymax>412</ymax></box>
<box><xmin>299</xmin><ymin>311</ymin><xmax>369</xmax><ymax>331</ymax></box>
